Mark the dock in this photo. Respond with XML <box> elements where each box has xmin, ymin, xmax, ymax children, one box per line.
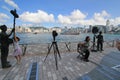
<box><xmin>0</xmin><ymin>42</ymin><xmax>120</xmax><ymax>80</ymax></box>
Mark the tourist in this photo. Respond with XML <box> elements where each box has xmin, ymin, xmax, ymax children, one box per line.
<box><xmin>13</xmin><ymin>31</ymin><xmax>22</xmax><ymax>64</ymax></box>
<box><xmin>0</xmin><ymin>25</ymin><xmax>14</xmax><ymax>68</ymax></box>
<box><xmin>82</xmin><ymin>36</ymin><xmax>91</xmax><ymax>62</ymax></box>
<box><xmin>96</xmin><ymin>31</ymin><xmax>104</xmax><ymax>51</ymax></box>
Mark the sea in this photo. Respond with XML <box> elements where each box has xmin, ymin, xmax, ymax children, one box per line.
<box><xmin>15</xmin><ymin>33</ymin><xmax>120</xmax><ymax>44</ymax></box>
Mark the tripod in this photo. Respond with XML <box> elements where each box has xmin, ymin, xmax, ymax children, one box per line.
<box><xmin>44</xmin><ymin>41</ymin><xmax>61</xmax><ymax>70</ymax></box>
<box><xmin>91</xmin><ymin>34</ymin><xmax>97</xmax><ymax>52</ymax></box>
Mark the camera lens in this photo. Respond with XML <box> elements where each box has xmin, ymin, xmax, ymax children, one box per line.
<box><xmin>92</xmin><ymin>27</ymin><xmax>98</xmax><ymax>34</ymax></box>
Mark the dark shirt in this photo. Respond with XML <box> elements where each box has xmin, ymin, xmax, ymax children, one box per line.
<box><xmin>0</xmin><ymin>32</ymin><xmax>10</xmax><ymax>47</ymax></box>
<box><xmin>96</xmin><ymin>34</ymin><xmax>103</xmax><ymax>42</ymax></box>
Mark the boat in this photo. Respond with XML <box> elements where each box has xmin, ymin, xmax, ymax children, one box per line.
<box><xmin>61</xmin><ymin>29</ymin><xmax>80</xmax><ymax>35</ymax></box>
<box><xmin>33</xmin><ymin>32</ymin><xmax>38</xmax><ymax>34</ymax></box>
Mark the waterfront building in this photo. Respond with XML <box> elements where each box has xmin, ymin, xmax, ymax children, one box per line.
<box><xmin>106</xmin><ymin>19</ymin><xmax>111</xmax><ymax>32</ymax></box>
<box><xmin>49</xmin><ymin>27</ymin><xmax>62</xmax><ymax>33</ymax></box>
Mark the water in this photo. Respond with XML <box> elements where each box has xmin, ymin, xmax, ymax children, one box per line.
<box><xmin>15</xmin><ymin>33</ymin><xmax>120</xmax><ymax>44</ymax></box>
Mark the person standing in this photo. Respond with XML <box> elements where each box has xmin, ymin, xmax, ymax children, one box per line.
<box><xmin>0</xmin><ymin>25</ymin><xmax>14</xmax><ymax>68</ymax></box>
<box><xmin>96</xmin><ymin>31</ymin><xmax>104</xmax><ymax>51</ymax></box>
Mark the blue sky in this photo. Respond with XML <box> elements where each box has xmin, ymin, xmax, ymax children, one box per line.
<box><xmin>0</xmin><ymin>0</ymin><xmax>120</xmax><ymax>28</ymax></box>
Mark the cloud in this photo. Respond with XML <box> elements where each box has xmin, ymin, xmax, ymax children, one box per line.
<box><xmin>0</xmin><ymin>13</ymin><xmax>10</xmax><ymax>23</ymax></box>
<box><xmin>92</xmin><ymin>10</ymin><xmax>110</xmax><ymax>25</ymax></box>
<box><xmin>2</xmin><ymin>5</ymin><xmax>10</xmax><ymax>11</ymax></box>
<box><xmin>57</xmin><ymin>10</ymin><xmax>112</xmax><ymax>26</ymax></box>
<box><xmin>4</xmin><ymin>0</ymin><xmax>19</xmax><ymax>10</ymax></box>
<box><xmin>58</xmin><ymin>15</ymin><xmax>72</xmax><ymax>24</ymax></box>
<box><xmin>110</xmin><ymin>17</ymin><xmax>120</xmax><ymax>26</ymax></box>
<box><xmin>58</xmin><ymin>9</ymin><xmax>87</xmax><ymax>25</ymax></box>
<box><xmin>19</xmin><ymin>10</ymin><xmax>55</xmax><ymax>23</ymax></box>
<box><xmin>70</xmin><ymin>9</ymin><xmax>86</xmax><ymax>20</ymax></box>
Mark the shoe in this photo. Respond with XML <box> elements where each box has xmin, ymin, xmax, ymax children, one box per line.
<box><xmin>7</xmin><ymin>61</ymin><xmax>10</xmax><ymax>64</ymax></box>
<box><xmin>83</xmin><ymin>59</ymin><xmax>89</xmax><ymax>62</ymax></box>
<box><xmin>2</xmin><ymin>64</ymin><xmax>11</xmax><ymax>69</ymax></box>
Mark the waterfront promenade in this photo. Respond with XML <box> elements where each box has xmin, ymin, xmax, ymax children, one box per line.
<box><xmin>0</xmin><ymin>41</ymin><xmax>120</xmax><ymax>80</ymax></box>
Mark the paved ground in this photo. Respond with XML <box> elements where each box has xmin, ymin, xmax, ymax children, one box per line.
<box><xmin>0</xmin><ymin>46</ymin><xmax>120</xmax><ymax>80</ymax></box>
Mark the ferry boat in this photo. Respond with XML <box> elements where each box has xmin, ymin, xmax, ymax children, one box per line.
<box><xmin>61</xmin><ymin>29</ymin><xmax>80</xmax><ymax>35</ymax></box>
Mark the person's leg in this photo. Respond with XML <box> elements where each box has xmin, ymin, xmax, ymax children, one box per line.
<box><xmin>101</xmin><ymin>42</ymin><xmax>103</xmax><ymax>51</ymax></box>
<box><xmin>99</xmin><ymin>42</ymin><xmax>103</xmax><ymax>51</ymax></box>
<box><xmin>97</xmin><ymin>41</ymin><xmax>100</xmax><ymax>51</ymax></box>
<box><xmin>15</xmin><ymin>56</ymin><xmax>19</xmax><ymax>64</ymax></box>
<box><xmin>1</xmin><ymin>48</ymin><xmax>6</xmax><ymax>67</ymax></box>
<box><xmin>84</xmin><ymin>50</ymin><xmax>90</xmax><ymax>62</ymax></box>
<box><xmin>6</xmin><ymin>47</ymin><xmax>9</xmax><ymax>62</ymax></box>
<box><xmin>1</xmin><ymin>47</ymin><xmax>11</xmax><ymax>68</ymax></box>
<box><xmin>85</xmin><ymin>50</ymin><xmax>90</xmax><ymax>59</ymax></box>
<box><xmin>18</xmin><ymin>55</ymin><xmax>21</xmax><ymax>63</ymax></box>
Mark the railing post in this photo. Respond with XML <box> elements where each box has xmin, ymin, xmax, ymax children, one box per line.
<box><xmin>65</xmin><ymin>42</ymin><xmax>71</xmax><ymax>52</ymax></box>
<box><xmin>22</xmin><ymin>44</ymin><xmax>27</xmax><ymax>56</ymax></box>
<box><xmin>112</xmin><ymin>40</ymin><xmax>114</xmax><ymax>47</ymax></box>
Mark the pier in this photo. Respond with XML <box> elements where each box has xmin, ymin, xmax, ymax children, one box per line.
<box><xmin>0</xmin><ymin>41</ymin><xmax>120</xmax><ymax>80</ymax></box>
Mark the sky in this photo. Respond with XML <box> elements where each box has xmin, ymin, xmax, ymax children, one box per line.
<box><xmin>0</xmin><ymin>0</ymin><xmax>120</xmax><ymax>28</ymax></box>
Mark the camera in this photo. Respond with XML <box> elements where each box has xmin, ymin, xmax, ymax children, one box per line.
<box><xmin>92</xmin><ymin>26</ymin><xmax>99</xmax><ymax>34</ymax></box>
<box><xmin>10</xmin><ymin>9</ymin><xmax>19</xmax><ymax>18</ymax></box>
<box><xmin>52</xmin><ymin>30</ymin><xmax>58</xmax><ymax>41</ymax></box>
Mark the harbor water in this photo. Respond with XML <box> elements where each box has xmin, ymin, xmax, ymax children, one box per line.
<box><xmin>15</xmin><ymin>33</ymin><xmax>120</xmax><ymax>44</ymax></box>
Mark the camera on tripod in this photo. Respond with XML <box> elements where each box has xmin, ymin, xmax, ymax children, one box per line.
<box><xmin>52</xmin><ymin>30</ymin><xmax>58</xmax><ymax>41</ymax></box>
<box><xmin>91</xmin><ymin>26</ymin><xmax>99</xmax><ymax>52</ymax></box>
<box><xmin>10</xmin><ymin>9</ymin><xmax>19</xmax><ymax>18</ymax></box>
<box><xmin>44</xmin><ymin>30</ymin><xmax>61</xmax><ymax>70</ymax></box>
<box><xmin>92</xmin><ymin>26</ymin><xmax>99</xmax><ymax>34</ymax></box>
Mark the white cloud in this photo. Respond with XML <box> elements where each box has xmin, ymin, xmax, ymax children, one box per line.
<box><xmin>58</xmin><ymin>9</ymin><xmax>87</xmax><ymax>25</ymax></box>
<box><xmin>2</xmin><ymin>5</ymin><xmax>10</xmax><ymax>11</ymax></box>
<box><xmin>93</xmin><ymin>10</ymin><xmax>110</xmax><ymax>25</ymax></box>
<box><xmin>58</xmin><ymin>15</ymin><xmax>72</xmax><ymax>24</ymax></box>
<box><xmin>57</xmin><ymin>10</ymin><xmax>113</xmax><ymax>26</ymax></box>
<box><xmin>4</xmin><ymin>0</ymin><xmax>19</xmax><ymax>10</ymax></box>
<box><xmin>19</xmin><ymin>10</ymin><xmax>55</xmax><ymax>23</ymax></box>
<box><xmin>0</xmin><ymin>13</ymin><xmax>10</xmax><ymax>23</ymax></box>
<box><xmin>110</xmin><ymin>17</ymin><xmax>120</xmax><ymax>26</ymax></box>
<box><xmin>70</xmin><ymin>9</ymin><xmax>86</xmax><ymax>20</ymax></box>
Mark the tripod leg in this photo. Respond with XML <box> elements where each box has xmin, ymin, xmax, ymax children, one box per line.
<box><xmin>44</xmin><ymin>43</ymin><xmax>53</xmax><ymax>62</ymax></box>
<box><xmin>55</xmin><ymin>43</ymin><xmax>61</xmax><ymax>59</ymax></box>
<box><xmin>53</xmin><ymin>44</ymin><xmax>58</xmax><ymax>70</ymax></box>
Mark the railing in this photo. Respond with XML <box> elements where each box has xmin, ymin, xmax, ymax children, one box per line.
<box><xmin>8</xmin><ymin>39</ymin><xmax>119</xmax><ymax>56</ymax></box>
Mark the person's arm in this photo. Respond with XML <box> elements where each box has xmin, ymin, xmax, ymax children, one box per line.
<box><xmin>13</xmin><ymin>31</ymin><xmax>18</xmax><ymax>42</ymax></box>
<box><xmin>8</xmin><ymin>28</ymin><xmax>15</xmax><ymax>37</ymax></box>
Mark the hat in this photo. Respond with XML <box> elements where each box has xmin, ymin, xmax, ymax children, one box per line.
<box><xmin>0</xmin><ymin>25</ymin><xmax>7</xmax><ymax>31</ymax></box>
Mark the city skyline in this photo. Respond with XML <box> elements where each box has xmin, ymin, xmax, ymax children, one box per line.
<box><xmin>0</xmin><ymin>0</ymin><xmax>120</xmax><ymax>28</ymax></box>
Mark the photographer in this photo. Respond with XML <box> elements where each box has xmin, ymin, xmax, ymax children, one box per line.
<box><xmin>96</xmin><ymin>31</ymin><xmax>104</xmax><ymax>51</ymax></box>
<box><xmin>0</xmin><ymin>25</ymin><xmax>14</xmax><ymax>68</ymax></box>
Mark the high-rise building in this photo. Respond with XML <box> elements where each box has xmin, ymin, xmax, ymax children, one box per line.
<box><xmin>106</xmin><ymin>20</ymin><xmax>111</xmax><ymax>32</ymax></box>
